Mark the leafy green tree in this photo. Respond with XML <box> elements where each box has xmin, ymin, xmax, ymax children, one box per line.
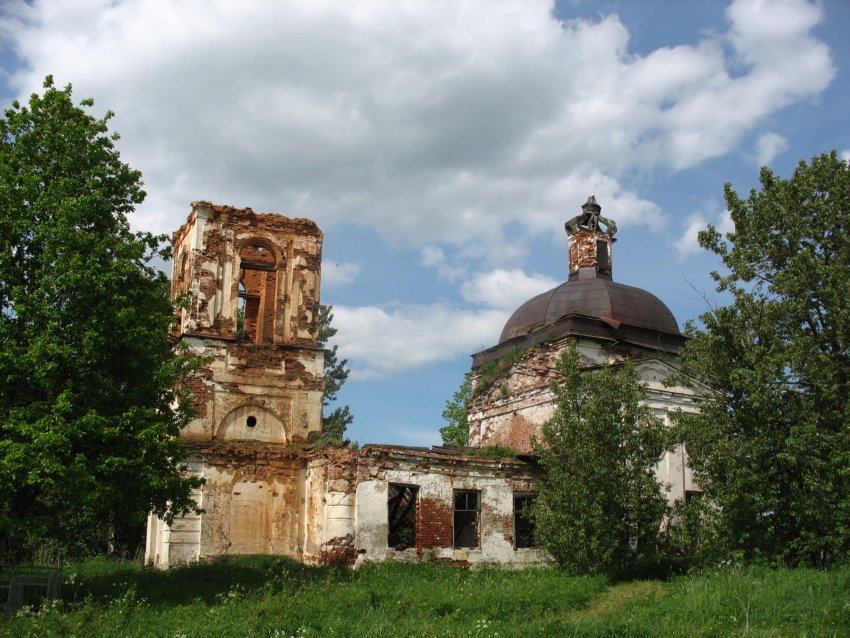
<box><xmin>675</xmin><ymin>151</ymin><xmax>850</xmax><ymax>566</ymax></box>
<box><xmin>532</xmin><ymin>342</ymin><xmax>668</xmax><ymax>576</ymax></box>
<box><xmin>318</xmin><ymin>304</ymin><xmax>353</xmax><ymax>440</ymax></box>
<box><xmin>440</xmin><ymin>373</ymin><xmax>471</xmax><ymax>446</ymax></box>
<box><xmin>0</xmin><ymin>77</ymin><xmax>202</xmax><ymax>559</ymax></box>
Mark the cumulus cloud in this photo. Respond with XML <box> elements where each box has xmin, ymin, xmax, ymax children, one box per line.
<box><xmin>461</xmin><ymin>268</ymin><xmax>559</xmax><ymax>311</ymax></box>
<box><xmin>0</xmin><ymin>0</ymin><xmax>835</xmax><ymax>378</ymax></box>
<box><xmin>328</xmin><ymin>266</ymin><xmax>557</xmax><ymax>378</ymax></box>
<box><xmin>754</xmin><ymin>132</ymin><xmax>788</xmax><ymax>166</ymax></box>
<box><xmin>331</xmin><ymin>303</ymin><xmax>508</xmax><ymax>379</ymax></box>
<box><xmin>841</xmin><ymin>150</ymin><xmax>850</xmax><ymax>163</ymax></box>
<box><xmin>675</xmin><ymin>214</ymin><xmax>709</xmax><ymax>261</ymax></box>
<box><xmin>420</xmin><ymin>246</ymin><xmax>466</xmax><ymax>282</ymax></box>
<box><xmin>0</xmin><ymin>0</ymin><xmax>833</xmax><ymax>256</ymax></box>
<box><xmin>675</xmin><ymin>206</ymin><xmax>734</xmax><ymax>261</ymax></box>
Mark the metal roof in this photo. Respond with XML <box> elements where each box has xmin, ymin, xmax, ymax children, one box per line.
<box><xmin>499</xmin><ymin>276</ymin><xmax>681</xmax><ymax>344</ymax></box>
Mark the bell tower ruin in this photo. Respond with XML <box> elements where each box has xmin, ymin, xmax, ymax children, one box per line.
<box><xmin>170</xmin><ymin>201</ymin><xmax>324</xmax><ymax>445</ymax></box>
<box><xmin>146</xmin><ymin>202</ymin><xmax>325</xmax><ymax>566</ymax></box>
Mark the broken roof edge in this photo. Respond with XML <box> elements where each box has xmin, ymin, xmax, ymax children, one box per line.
<box><xmin>174</xmin><ymin>200</ymin><xmax>323</xmax><ymax>242</ymax></box>
<box><xmin>359</xmin><ymin>443</ymin><xmax>537</xmax><ymax>467</ymax></box>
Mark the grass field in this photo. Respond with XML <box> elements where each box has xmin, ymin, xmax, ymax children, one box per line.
<box><xmin>1</xmin><ymin>556</ymin><xmax>848</xmax><ymax>637</ymax></box>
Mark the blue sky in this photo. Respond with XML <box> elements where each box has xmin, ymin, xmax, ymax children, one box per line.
<box><xmin>1</xmin><ymin>0</ymin><xmax>848</xmax><ymax>446</ymax></box>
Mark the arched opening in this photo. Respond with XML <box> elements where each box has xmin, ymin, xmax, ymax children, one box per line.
<box><xmin>217</xmin><ymin>404</ymin><xmax>286</xmax><ymax>443</ymax></box>
<box><xmin>238</xmin><ymin>242</ymin><xmax>278</xmax><ymax>343</ymax></box>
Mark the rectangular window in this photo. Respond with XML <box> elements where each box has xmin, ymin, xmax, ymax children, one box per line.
<box><xmin>596</xmin><ymin>240</ymin><xmax>610</xmax><ymax>274</ymax></box>
<box><xmin>514</xmin><ymin>494</ymin><xmax>536</xmax><ymax>549</ymax></box>
<box><xmin>387</xmin><ymin>484</ymin><xmax>418</xmax><ymax>550</ymax></box>
<box><xmin>453</xmin><ymin>490</ymin><xmax>480</xmax><ymax>548</ymax></box>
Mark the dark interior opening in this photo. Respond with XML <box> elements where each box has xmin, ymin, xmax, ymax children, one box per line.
<box><xmin>388</xmin><ymin>484</ymin><xmax>418</xmax><ymax>550</ymax></box>
<box><xmin>454</xmin><ymin>490</ymin><xmax>480</xmax><ymax>549</ymax></box>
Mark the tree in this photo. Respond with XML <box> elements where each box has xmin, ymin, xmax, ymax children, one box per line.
<box><xmin>318</xmin><ymin>304</ymin><xmax>353</xmax><ymax>440</ymax></box>
<box><xmin>440</xmin><ymin>373</ymin><xmax>471</xmax><ymax>446</ymax></box>
<box><xmin>674</xmin><ymin>151</ymin><xmax>850</xmax><ymax>566</ymax></box>
<box><xmin>0</xmin><ymin>77</ymin><xmax>202</xmax><ymax>559</ymax></box>
<box><xmin>531</xmin><ymin>342</ymin><xmax>668</xmax><ymax>576</ymax></box>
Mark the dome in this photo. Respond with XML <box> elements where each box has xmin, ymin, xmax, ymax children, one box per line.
<box><xmin>499</xmin><ymin>277</ymin><xmax>681</xmax><ymax>344</ymax></box>
<box><xmin>471</xmin><ymin>196</ymin><xmax>685</xmax><ymax>368</ymax></box>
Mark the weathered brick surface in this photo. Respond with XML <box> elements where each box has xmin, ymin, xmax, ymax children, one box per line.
<box><xmin>319</xmin><ymin>534</ymin><xmax>357</xmax><ymax>567</ymax></box>
<box><xmin>568</xmin><ymin>229</ymin><xmax>613</xmax><ymax>275</ymax></box>
<box><xmin>417</xmin><ymin>496</ymin><xmax>453</xmax><ymax>550</ymax></box>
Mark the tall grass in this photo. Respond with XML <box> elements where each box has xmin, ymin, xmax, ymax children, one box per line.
<box><xmin>1</xmin><ymin>556</ymin><xmax>847</xmax><ymax>637</ymax></box>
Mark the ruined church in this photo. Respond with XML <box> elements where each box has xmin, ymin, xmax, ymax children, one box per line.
<box><xmin>145</xmin><ymin>197</ymin><xmax>701</xmax><ymax>568</ymax></box>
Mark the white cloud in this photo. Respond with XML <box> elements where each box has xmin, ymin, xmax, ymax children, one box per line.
<box><xmin>1</xmin><ymin>0</ymin><xmax>835</xmax><ymax>378</ymax></box>
<box><xmin>675</xmin><ymin>206</ymin><xmax>734</xmax><ymax>261</ymax></box>
<box><xmin>675</xmin><ymin>213</ymin><xmax>709</xmax><ymax>261</ymax></box>
<box><xmin>330</xmin><ymin>267</ymin><xmax>556</xmax><ymax>377</ymax></box>
<box><xmin>331</xmin><ymin>303</ymin><xmax>508</xmax><ymax>379</ymax></box>
<box><xmin>420</xmin><ymin>246</ymin><xmax>466</xmax><ymax>282</ymax></box>
<box><xmin>841</xmin><ymin>149</ymin><xmax>850</xmax><ymax>163</ymax></box>
<box><xmin>754</xmin><ymin>132</ymin><xmax>788</xmax><ymax>166</ymax></box>
<box><xmin>0</xmin><ymin>0</ymin><xmax>834</xmax><ymax>260</ymax></box>
<box><xmin>461</xmin><ymin>268</ymin><xmax>558</xmax><ymax>311</ymax></box>
<box><xmin>322</xmin><ymin>261</ymin><xmax>361</xmax><ymax>288</ymax></box>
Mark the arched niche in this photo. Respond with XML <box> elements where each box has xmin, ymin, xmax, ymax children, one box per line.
<box><xmin>236</xmin><ymin>238</ymin><xmax>282</xmax><ymax>343</ymax></box>
<box><xmin>217</xmin><ymin>404</ymin><xmax>286</xmax><ymax>443</ymax></box>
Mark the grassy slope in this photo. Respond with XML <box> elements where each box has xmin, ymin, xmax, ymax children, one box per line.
<box><xmin>1</xmin><ymin>556</ymin><xmax>848</xmax><ymax>637</ymax></box>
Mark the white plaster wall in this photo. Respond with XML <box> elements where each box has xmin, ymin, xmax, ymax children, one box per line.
<box><xmin>144</xmin><ymin>458</ymin><xmax>204</xmax><ymax>567</ymax></box>
<box><xmin>354</xmin><ymin>480</ymin><xmax>389</xmax><ymax>560</ymax></box>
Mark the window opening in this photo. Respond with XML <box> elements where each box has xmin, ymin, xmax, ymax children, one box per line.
<box><xmin>387</xmin><ymin>484</ymin><xmax>418</xmax><ymax>550</ymax></box>
<box><xmin>238</xmin><ymin>243</ymin><xmax>276</xmax><ymax>343</ymax></box>
<box><xmin>453</xmin><ymin>490</ymin><xmax>480</xmax><ymax>549</ymax></box>
<box><xmin>246</xmin><ymin>415</ymin><xmax>257</xmax><ymax>428</ymax></box>
<box><xmin>236</xmin><ymin>282</ymin><xmax>247</xmax><ymax>340</ymax></box>
<box><xmin>514</xmin><ymin>494</ymin><xmax>536</xmax><ymax>549</ymax></box>
<box><xmin>596</xmin><ymin>240</ymin><xmax>610</xmax><ymax>275</ymax></box>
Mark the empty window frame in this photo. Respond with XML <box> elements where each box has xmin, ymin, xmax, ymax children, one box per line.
<box><xmin>596</xmin><ymin>240</ymin><xmax>610</xmax><ymax>275</ymax></box>
<box><xmin>513</xmin><ymin>493</ymin><xmax>536</xmax><ymax>549</ymax></box>
<box><xmin>387</xmin><ymin>484</ymin><xmax>418</xmax><ymax>550</ymax></box>
<box><xmin>238</xmin><ymin>243</ymin><xmax>276</xmax><ymax>343</ymax></box>
<box><xmin>453</xmin><ymin>490</ymin><xmax>480</xmax><ymax>549</ymax></box>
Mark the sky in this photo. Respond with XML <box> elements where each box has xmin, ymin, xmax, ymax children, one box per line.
<box><xmin>1</xmin><ymin>0</ymin><xmax>848</xmax><ymax>446</ymax></box>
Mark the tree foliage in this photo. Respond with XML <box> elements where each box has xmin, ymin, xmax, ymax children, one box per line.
<box><xmin>532</xmin><ymin>343</ymin><xmax>668</xmax><ymax>576</ymax></box>
<box><xmin>0</xmin><ymin>78</ymin><xmax>202</xmax><ymax>559</ymax></box>
<box><xmin>675</xmin><ymin>151</ymin><xmax>850</xmax><ymax>566</ymax></box>
<box><xmin>318</xmin><ymin>304</ymin><xmax>353</xmax><ymax>440</ymax></box>
<box><xmin>440</xmin><ymin>373</ymin><xmax>471</xmax><ymax>446</ymax></box>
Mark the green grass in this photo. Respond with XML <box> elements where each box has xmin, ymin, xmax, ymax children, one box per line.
<box><xmin>2</xmin><ymin>556</ymin><xmax>848</xmax><ymax>637</ymax></box>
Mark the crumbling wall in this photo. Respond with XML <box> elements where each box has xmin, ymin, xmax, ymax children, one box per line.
<box><xmin>192</xmin><ymin>445</ymin><xmax>307</xmax><ymax>559</ymax></box>
<box><xmin>303</xmin><ymin>448</ymin><xmax>358</xmax><ymax>566</ymax></box>
<box><xmin>180</xmin><ymin>337</ymin><xmax>323</xmax><ymax>444</ymax></box>
<box><xmin>170</xmin><ymin>202</ymin><xmax>325</xmax><ymax>445</ymax></box>
<box><xmin>467</xmin><ymin>339</ymin><xmax>564</xmax><ymax>453</ymax></box>
<box><xmin>350</xmin><ymin>447</ymin><xmax>547</xmax><ymax>567</ymax></box>
<box><xmin>170</xmin><ymin>201</ymin><xmax>322</xmax><ymax>344</ymax></box>
<box><xmin>468</xmin><ymin>336</ymin><xmax>703</xmax><ymax>502</ymax></box>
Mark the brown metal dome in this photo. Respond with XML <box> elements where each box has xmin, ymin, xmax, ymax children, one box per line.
<box><xmin>499</xmin><ymin>277</ymin><xmax>681</xmax><ymax>344</ymax></box>
<box><xmin>472</xmin><ymin>197</ymin><xmax>685</xmax><ymax>369</ymax></box>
